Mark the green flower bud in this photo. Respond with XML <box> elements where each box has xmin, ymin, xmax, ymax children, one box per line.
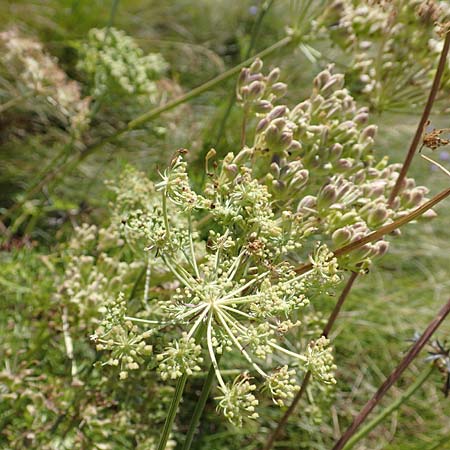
<box><xmin>271</xmin><ymin>82</ymin><xmax>288</xmax><ymax>97</ymax></box>
<box><xmin>332</xmin><ymin>227</ymin><xmax>353</xmax><ymax>246</ymax></box>
<box><xmin>317</xmin><ymin>184</ymin><xmax>338</xmax><ymax>210</ymax></box>
<box><xmin>267</xmin><ymin>67</ymin><xmax>281</xmax><ymax>84</ymax></box>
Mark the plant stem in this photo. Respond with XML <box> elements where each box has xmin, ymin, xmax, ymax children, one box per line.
<box><xmin>294</xmin><ymin>186</ymin><xmax>450</xmax><ymax>276</ymax></box>
<box><xmin>263</xmin><ymin>271</ymin><xmax>358</xmax><ymax>449</ymax></box>
<box><xmin>263</xmin><ymin>371</ymin><xmax>312</xmax><ymax>450</ymax></box>
<box><xmin>182</xmin><ymin>358</ymin><xmax>221</xmax><ymax>450</ymax></box>
<box><xmin>388</xmin><ymin>29</ymin><xmax>450</xmax><ymax>206</ymax></box>
<box><xmin>342</xmin><ymin>364</ymin><xmax>435</xmax><ymax>450</ymax></box>
<box><xmin>157</xmin><ymin>373</ymin><xmax>189</xmax><ymax>450</ymax></box>
<box><xmin>332</xmin><ymin>297</ymin><xmax>450</xmax><ymax>450</ymax></box>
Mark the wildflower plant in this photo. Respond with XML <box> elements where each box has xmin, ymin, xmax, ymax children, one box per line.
<box><xmin>90</xmin><ymin>57</ymin><xmax>436</xmax><ymax>444</ymax></box>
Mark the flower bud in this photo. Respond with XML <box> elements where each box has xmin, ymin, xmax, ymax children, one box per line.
<box><xmin>336</xmin><ymin>158</ymin><xmax>353</xmax><ymax>171</ymax></box>
<box><xmin>254</xmin><ymin>100</ymin><xmax>273</xmax><ymax>114</ymax></box>
<box><xmin>271</xmin><ymin>82</ymin><xmax>288</xmax><ymax>97</ymax></box>
<box><xmin>270</xmin><ymin>162</ymin><xmax>281</xmax><ymax>177</ymax></box>
<box><xmin>287</xmin><ymin>140</ymin><xmax>302</xmax><ymax>153</ymax></box>
<box><xmin>250</xmin><ymin>58</ymin><xmax>263</xmax><ymax>73</ymax></box>
<box><xmin>360</xmin><ymin>125</ymin><xmax>377</xmax><ymax>141</ymax></box>
<box><xmin>330</xmin><ymin>143</ymin><xmax>343</xmax><ymax>160</ymax></box>
<box><xmin>354</xmin><ymin>111</ymin><xmax>369</xmax><ymax>124</ymax></box>
<box><xmin>321</xmin><ymin>74</ymin><xmax>344</xmax><ymax>96</ymax></box>
<box><xmin>332</xmin><ymin>227</ymin><xmax>352</xmax><ymax>246</ymax></box>
<box><xmin>297</xmin><ymin>195</ymin><xmax>317</xmax><ymax>213</ymax></box>
<box><xmin>267</xmin><ymin>67</ymin><xmax>281</xmax><ymax>84</ymax></box>
<box><xmin>313</xmin><ymin>70</ymin><xmax>331</xmax><ymax>90</ymax></box>
<box><xmin>268</xmin><ymin>105</ymin><xmax>288</xmax><ymax>120</ymax></box>
<box><xmin>317</xmin><ymin>184</ymin><xmax>338</xmax><ymax>210</ymax></box>
<box><xmin>374</xmin><ymin>240</ymin><xmax>389</xmax><ymax>257</ymax></box>
<box><xmin>248</xmin><ymin>80</ymin><xmax>264</xmax><ymax>100</ymax></box>
<box><xmin>368</xmin><ymin>205</ymin><xmax>389</xmax><ymax>227</ymax></box>
<box><xmin>256</xmin><ymin>117</ymin><xmax>270</xmax><ymax>133</ymax></box>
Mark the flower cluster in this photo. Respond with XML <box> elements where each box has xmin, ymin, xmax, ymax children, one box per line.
<box><xmin>0</xmin><ymin>29</ymin><xmax>90</xmax><ymax>136</ymax></box>
<box><xmin>92</xmin><ymin>293</ymin><xmax>153</xmax><ymax>380</ymax></box>
<box><xmin>92</xmin><ymin>59</ymin><xmax>432</xmax><ymax>426</ymax></box>
<box><xmin>78</xmin><ymin>27</ymin><xmax>168</xmax><ymax>101</ymax></box>
<box><xmin>315</xmin><ymin>0</ymin><xmax>450</xmax><ymax>111</ymax></box>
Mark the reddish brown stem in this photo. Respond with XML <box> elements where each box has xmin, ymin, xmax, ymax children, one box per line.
<box><xmin>294</xmin><ymin>186</ymin><xmax>450</xmax><ymax>276</ymax></box>
<box><xmin>332</xmin><ymin>297</ymin><xmax>450</xmax><ymax>450</ymax></box>
<box><xmin>263</xmin><ymin>271</ymin><xmax>358</xmax><ymax>449</ymax></box>
<box><xmin>388</xmin><ymin>30</ymin><xmax>450</xmax><ymax>206</ymax></box>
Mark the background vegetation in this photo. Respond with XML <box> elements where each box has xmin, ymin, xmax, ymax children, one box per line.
<box><xmin>1</xmin><ymin>1</ymin><xmax>450</xmax><ymax>449</ymax></box>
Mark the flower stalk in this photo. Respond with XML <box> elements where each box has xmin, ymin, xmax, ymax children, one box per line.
<box><xmin>332</xmin><ymin>297</ymin><xmax>450</xmax><ymax>450</ymax></box>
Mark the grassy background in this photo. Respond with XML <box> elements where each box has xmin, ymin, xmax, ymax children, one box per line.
<box><xmin>1</xmin><ymin>1</ymin><xmax>450</xmax><ymax>449</ymax></box>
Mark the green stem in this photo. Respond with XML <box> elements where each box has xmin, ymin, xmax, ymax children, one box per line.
<box><xmin>157</xmin><ymin>373</ymin><xmax>189</xmax><ymax>450</ymax></box>
<box><xmin>182</xmin><ymin>358</ymin><xmax>221</xmax><ymax>450</ymax></box>
<box><xmin>342</xmin><ymin>364</ymin><xmax>435</xmax><ymax>450</ymax></box>
<box><xmin>157</xmin><ymin>324</ymin><xmax>206</xmax><ymax>450</ymax></box>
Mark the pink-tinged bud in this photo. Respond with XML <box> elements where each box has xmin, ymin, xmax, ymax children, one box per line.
<box><xmin>405</xmin><ymin>178</ymin><xmax>416</xmax><ymax>190</ymax></box>
<box><xmin>250</xmin><ymin>58</ymin><xmax>263</xmax><ymax>74</ymax></box>
<box><xmin>353</xmin><ymin>170</ymin><xmax>366</xmax><ymax>184</ymax></box>
<box><xmin>321</xmin><ymin>74</ymin><xmax>345</xmax><ymax>96</ymax></box>
<box><xmin>291</xmin><ymin>101</ymin><xmax>310</xmax><ymax>118</ymax></box>
<box><xmin>234</xmin><ymin>148</ymin><xmax>253</xmax><ymax>164</ymax></box>
<box><xmin>268</xmin><ymin>105</ymin><xmax>287</xmax><ymax>120</ymax></box>
<box><xmin>248</xmin><ymin>80</ymin><xmax>265</xmax><ymax>99</ymax></box>
<box><xmin>369</xmin><ymin>180</ymin><xmax>386</xmax><ymax>197</ymax></box>
<box><xmin>374</xmin><ymin>240</ymin><xmax>389</xmax><ymax>257</ymax></box>
<box><xmin>238</xmin><ymin>68</ymin><xmax>249</xmax><ymax>87</ymax></box>
<box><xmin>421</xmin><ymin>209</ymin><xmax>437</xmax><ymax>219</ymax></box>
<box><xmin>360</xmin><ymin>125</ymin><xmax>377</xmax><ymax>141</ymax></box>
<box><xmin>368</xmin><ymin>205</ymin><xmax>389</xmax><ymax>227</ymax></box>
<box><xmin>271</xmin><ymin>82</ymin><xmax>288</xmax><ymax>97</ymax></box>
<box><xmin>332</xmin><ymin>227</ymin><xmax>352</xmax><ymax>246</ymax></box>
<box><xmin>240</xmin><ymin>85</ymin><xmax>250</xmax><ymax>100</ymax></box>
<box><xmin>409</xmin><ymin>187</ymin><xmax>425</xmax><ymax>206</ymax></box>
<box><xmin>270</xmin><ymin>162</ymin><xmax>281</xmax><ymax>177</ymax></box>
<box><xmin>279</xmin><ymin>131</ymin><xmax>293</xmax><ymax>148</ymax></box>
<box><xmin>289</xmin><ymin>169</ymin><xmax>309</xmax><ymax>189</ymax></box>
<box><xmin>224</xmin><ymin>163</ymin><xmax>238</xmax><ymax>176</ymax></box>
<box><xmin>313</xmin><ymin>70</ymin><xmax>331</xmax><ymax>90</ymax></box>
<box><xmin>267</xmin><ymin>67</ymin><xmax>281</xmax><ymax>84</ymax></box>
<box><xmin>330</xmin><ymin>143</ymin><xmax>343</xmax><ymax>160</ymax></box>
<box><xmin>287</xmin><ymin>140</ymin><xmax>302</xmax><ymax>153</ymax></box>
<box><xmin>254</xmin><ymin>100</ymin><xmax>273</xmax><ymax>114</ymax></box>
<box><xmin>297</xmin><ymin>195</ymin><xmax>317</xmax><ymax>213</ymax></box>
<box><xmin>317</xmin><ymin>184</ymin><xmax>338</xmax><ymax>209</ymax></box>
<box><xmin>336</xmin><ymin>158</ymin><xmax>353</xmax><ymax>171</ymax></box>
<box><xmin>256</xmin><ymin>118</ymin><xmax>270</xmax><ymax>133</ymax></box>
<box><xmin>354</xmin><ymin>112</ymin><xmax>369</xmax><ymax>124</ymax></box>
<box><xmin>271</xmin><ymin>117</ymin><xmax>287</xmax><ymax>130</ymax></box>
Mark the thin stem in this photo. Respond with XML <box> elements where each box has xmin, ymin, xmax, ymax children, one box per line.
<box><xmin>342</xmin><ymin>364</ymin><xmax>435</xmax><ymax>450</ymax></box>
<box><xmin>322</xmin><ymin>271</ymin><xmax>359</xmax><ymax>338</ymax></box>
<box><xmin>143</xmin><ymin>253</ymin><xmax>151</xmax><ymax>303</ymax></box>
<box><xmin>262</xmin><ymin>371</ymin><xmax>312</xmax><ymax>450</ymax></box>
<box><xmin>264</xmin><ymin>271</ymin><xmax>358</xmax><ymax>447</ymax></box>
<box><xmin>216</xmin><ymin>309</ymin><xmax>267</xmax><ymax>378</ymax></box>
<box><xmin>182</xmin><ymin>356</ymin><xmax>222</xmax><ymax>450</ymax></box>
<box><xmin>207</xmin><ymin>314</ymin><xmax>226</xmax><ymax>390</ymax></box>
<box><xmin>332</xmin><ymin>297</ymin><xmax>450</xmax><ymax>450</ymax></box>
<box><xmin>294</xmin><ymin>186</ymin><xmax>450</xmax><ymax>275</ymax></box>
<box><xmin>388</xmin><ymin>29</ymin><xmax>450</xmax><ymax>206</ymax></box>
<box><xmin>156</xmin><ymin>323</ymin><xmax>205</xmax><ymax>450</ymax></box>
<box><xmin>188</xmin><ymin>213</ymin><xmax>200</xmax><ymax>278</ymax></box>
<box><xmin>157</xmin><ymin>372</ymin><xmax>188</xmax><ymax>450</ymax></box>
